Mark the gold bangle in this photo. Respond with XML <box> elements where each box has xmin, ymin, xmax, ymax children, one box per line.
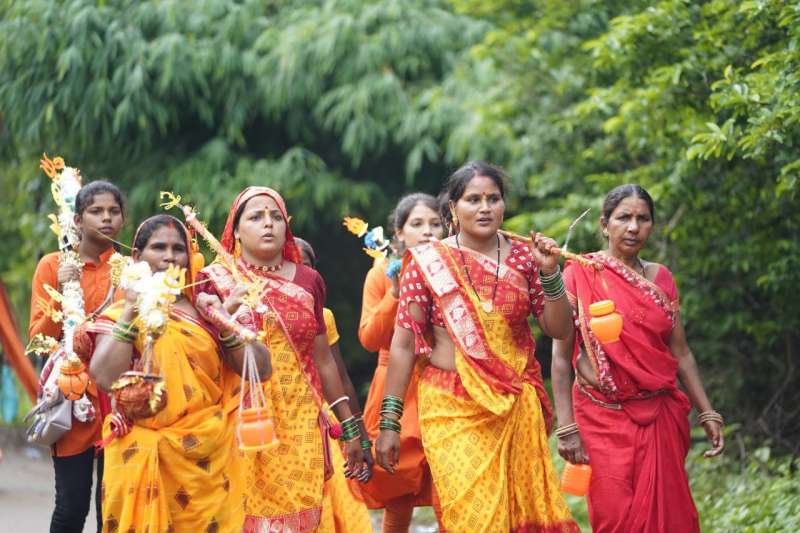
<box><xmin>697</xmin><ymin>410</ymin><xmax>724</xmax><ymax>426</ymax></box>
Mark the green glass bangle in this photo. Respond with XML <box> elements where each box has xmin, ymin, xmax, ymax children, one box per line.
<box><xmin>542</xmin><ymin>279</ymin><xmax>566</xmax><ymax>299</ymax></box>
<box><xmin>114</xmin><ymin>318</ymin><xmax>133</xmax><ymax>330</ymax></box>
<box><xmin>539</xmin><ymin>265</ymin><xmax>561</xmax><ymax>280</ymax></box>
<box><xmin>379</xmin><ymin>418</ymin><xmax>402</xmax><ymax>433</ymax></box>
<box><xmin>540</xmin><ymin>277</ymin><xmax>563</xmax><ymax>288</ymax></box>
<box><xmin>340</xmin><ymin>417</ymin><xmax>360</xmax><ymax>434</ymax></box>
<box><xmin>111</xmin><ymin>326</ymin><xmax>136</xmax><ymax>343</ymax></box>
<box><xmin>340</xmin><ymin>431</ymin><xmax>360</xmax><ymax>442</ymax></box>
<box><xmin>384</xmin><ymin>394</ymin><xmax>403</xmax><ymax>401</ymax></box>
<box><xmin>381</xmin><ymin>398</ymin><xmax>404</xmax><ymax>411</ymax></box>
<box><xmin>382</xmin><ymin>395</ymin><xmax>404</xmax><ymax>405</ymax></box>
<box><xmin>339</xmin><ymin>424</ymin><xmax>360</xmax><ymax>441</ymax></box>
<box><xmin>360</xmin><ymin>439</ymin><xmax>372</xmax><ymax>449</ymax></box>
<box><xmin>111</xmin><ymin>332</ymin><xmax>133</xmax><ymax>344</ymax></box>
<box><xmin>340</xmin><ymin>424</ymin><xmax>359</xmax><ymax>434</ymax></box>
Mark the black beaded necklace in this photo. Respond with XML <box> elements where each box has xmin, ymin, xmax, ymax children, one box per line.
<box><xmin>455</xmin><ymin>232</ymin><xmax>501</xmax><ymax>313</ymax></box>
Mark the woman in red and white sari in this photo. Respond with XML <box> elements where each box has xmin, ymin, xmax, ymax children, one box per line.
<box><xmin>552</xmin><ymin>184</ymin><xmax>724</xmax><ymax>533</ymax></box>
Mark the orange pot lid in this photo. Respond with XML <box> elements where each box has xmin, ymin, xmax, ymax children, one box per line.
<box><xmin>589</xmin><ymin>299</ymin><xmax>616</xmax><ymax>316</ymax></box>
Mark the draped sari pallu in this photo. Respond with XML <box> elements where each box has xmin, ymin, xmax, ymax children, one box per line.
<box><xmin>409</xmin><ymin>241</ymin><xmax>578</xmax><ymax>533</ymax></box>
<box><xmin>198</xmin><ymin>262</ymin><xmax>333</xmax><ymax>533</ymax></box>
<box><xmin>565</xmin><ymin>253</ymin><xmax>699</xmax><ymax>533</ymax></box>
<box><xmin>94</xmin><ymin>303</ymin><xmax>243</xmax><ymax>533</ymax></box>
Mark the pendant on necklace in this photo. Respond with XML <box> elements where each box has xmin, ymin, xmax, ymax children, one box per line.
<box><xmin>481</xmin><ymin>300</ymin><xmax>493</xmax><ymax>313</ymax></box>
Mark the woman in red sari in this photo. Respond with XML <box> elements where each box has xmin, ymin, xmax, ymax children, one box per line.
<box><xmin>552</xmin><ymin>184</ymin><xmax>724</xmax><ymax>533</ymax></box>
<box><xmin>195</xmin><ymin>186</ymin><xmax>367</xmax><ymax>532</ymax></box>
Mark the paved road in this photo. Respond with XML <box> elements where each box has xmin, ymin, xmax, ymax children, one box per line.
<box><xmin>0</xmin><ymin>434</ymin><xmax>436</xmax><ymax>532</ymax></box>
<box><xmin>0</xmin><ymin>443</ymin><xmax>98</xmax><ymax>533</ymax></box>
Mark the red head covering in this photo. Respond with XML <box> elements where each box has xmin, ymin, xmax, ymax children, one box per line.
<box><xmin>220</xmin><ymin>186</ymin><xmax>302</xmax><ymax>264</ymax></box>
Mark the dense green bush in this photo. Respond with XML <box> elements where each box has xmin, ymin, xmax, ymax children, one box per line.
<box><xmin>689</xmin><ymin>432</ymin><xmax>799</xmax><ymax>532</ymax></box>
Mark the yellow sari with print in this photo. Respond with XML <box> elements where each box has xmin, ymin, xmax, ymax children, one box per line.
<box><xmin>404</xmin><ymin>241</ymin><xmax>579</xmax><ymax>533</ymax></box>
<box><xmin>95</xmin><ymin>302</ymin><xmax>243</xmax><ymax>533</ymax></box>
<box><xmin>197</xmin><ymin>261</ymin><xmax>333</xmax><ymax>533</ymax></box>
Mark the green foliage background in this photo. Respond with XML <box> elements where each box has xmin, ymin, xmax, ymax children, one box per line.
<box><xmin>1</xmin><ymin>0</ymin><xmax>798</xmax><ymax>463</ymax></box>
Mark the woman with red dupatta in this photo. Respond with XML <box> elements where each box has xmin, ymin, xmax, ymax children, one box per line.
<box><xmin>195</xmin><ymin>186</ymin><xmax>369</xmax><ymax>532</ymax></box>
<box><xmin>552</xmin><ymin>184</ymin><xmax>725</xmax><ymax>533</ymax></box>
<box><xmin>376</xmin><ymin>161</ymin><xmax>579</xmax><ymax>532</ymax></box>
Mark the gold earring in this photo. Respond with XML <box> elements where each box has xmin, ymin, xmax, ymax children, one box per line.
<box><xmin>234</xmin><ymin>238</ymin><xmax>242</xmax><ymax>258</ymax></box>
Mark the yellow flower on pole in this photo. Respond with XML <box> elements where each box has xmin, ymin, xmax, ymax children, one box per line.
<box><xmin>159</xmin><ymin>191</ymin><xmax>183</xmax><ymax>210</ymax></box>
<box><xmin>363</xmin><ymin>247</ymin><xmax>386</xmax><ymax>260</ymax></box>
<box><xmin>342</xmin><ymin>216</ymin><xmax>369</xmax><ymax>237</ymax></box>
<box><xmin>40</xmin><ymin>153</ymin><xmax>57</xmax><ymax>179</ymax></box>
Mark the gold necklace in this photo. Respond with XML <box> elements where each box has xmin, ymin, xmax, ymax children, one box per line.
<box><xmin>243</xmin><ymin>257</ymin><xmax>283</xmax><ymax>274</ymax></box>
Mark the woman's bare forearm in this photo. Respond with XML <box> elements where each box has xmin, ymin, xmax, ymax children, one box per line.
<box><xmin>551</xmin><ymin>336</ymin><xmax>577</xmax><ymax>426</ymax></box>
<box><xmin>90</xmin><ymin>304</ymin><xmax>137</xmax><ymax>390</ymax></box>
<box><xmin>90</xmin><ymin>334</ymin><xmax>134</xmax><ymax>391</ymax></box>
<box><xmin>330</xmin><ymin>343</ymin><xmax>363</xmax><ymax>415</ymax></box>
<box><xmin>314</xmin><ymin>335</ymin><xmax>354</xmax><ymax>421</ymax></box>
<box><xmin>539</xmin><ymin>296</ymin><xmax>573</xmax><ymax>340</ymax></box>
<box><xmin>382</xmin><ymin>327</ymin><xmax>417</xmax><ymax>409</ymax></box>
<box><xmin>224</xmin><ymin>341</ymin><xmax>272</xmax><ymax>380</ymax></box>
<box><xmin>676</xmin><ymin>352</ymin><xmax>713</xmax><ymax>412</ymax></box>
<box><xmin>671</xmin><ymin>317</ymin><xmax>714</xmax><ymax>412</ymax></box>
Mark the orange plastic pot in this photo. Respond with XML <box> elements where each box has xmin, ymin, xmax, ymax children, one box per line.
<box><xmin>238</xmin><ymin>408</ymin><xmax>278</xmax><ymax>451</ymax></box>
<box><xmin>57</xmin><ymin>356</ymin><xmax>90</xmax><ymax>400</ymax></box>
<box><xmin>561</xmin><ymin>463</ymin><xmax>592</xmax><ymax>497</ymax></box>
<box><xmin>589</xmin><ymin>300</ymin><xmax>623</xmax><ymax>343</ymax></box>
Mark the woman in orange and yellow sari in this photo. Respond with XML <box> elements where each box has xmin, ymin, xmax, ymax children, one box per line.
<box><xmin>89</xmin><ymin>214</ymin><xmax>268</xmax><ymax>532</ymax></box>
<box><xmin>195</xmin><ymin>187</ymin><xmax>368</xmax><ymax>532</ymax></box>
<box><xmin>358</xmin><ymin>193</ymin><xmax>444</xmax><ymax>532</ymax></box>
<box><xmin>376</xmin><ymin>161</ymin><xmax>580</xmax><ymax>532</ymax></box>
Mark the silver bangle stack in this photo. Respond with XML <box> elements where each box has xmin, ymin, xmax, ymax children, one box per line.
<box><xmin>555</xmin><ymin>422</ymin><xmax>579</xmax><ymax>440</ymax></box>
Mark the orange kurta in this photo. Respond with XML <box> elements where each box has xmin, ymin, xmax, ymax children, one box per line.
<box><xmin>358</xmin><ymin>259</ymin><xmax>433</xmax><ymax>508</ymax></box>
<box><xmin>28</xmin><ymin>248</ymin><xmax>116</xmax><ymax>457</ymax></box>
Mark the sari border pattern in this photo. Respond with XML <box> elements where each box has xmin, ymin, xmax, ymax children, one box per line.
<box><xmin>242</xmin><ymin>507</ymin><xmax>322</xmax><ymax>533</ymax></box>
<box><xmin>598</xmin><ymin>252</ymin><xmax>678</xmax><ymax>324</ymax></box>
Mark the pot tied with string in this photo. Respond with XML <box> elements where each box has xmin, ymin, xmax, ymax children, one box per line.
<box><xmin>110</xmin><ymin>262</ymin><xmax>186</xmax><ymax>420</ymax></box>
<box><xmin>204</xmin><ymin>303</ymin><xmax>278</xmax><ymax>451</ymax></box>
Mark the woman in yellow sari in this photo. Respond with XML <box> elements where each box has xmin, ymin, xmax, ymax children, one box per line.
<box><xmin>195</xmin><ymin>187</ymin><xmax>367</xmax><ymax>532</ymax></box>
<box><xmin>376</xmin><ymin>161</ymin><xmax>580</xmax><ymax>532</ymax></box>
<box><xmin>89</xmin><ymin>214</ymin><xmax>269</xmax><ymax>532</ymax></box>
